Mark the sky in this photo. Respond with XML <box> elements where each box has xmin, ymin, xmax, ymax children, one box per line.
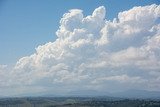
<box><xmin>0</xmin><ymin>0</ymin><xmax>159</xmax><ymax>64</ymax></box>
<box><xmin>0</xmin><ymin>0</ymin><xmax>160</xmax><ymax>96</ymax></box>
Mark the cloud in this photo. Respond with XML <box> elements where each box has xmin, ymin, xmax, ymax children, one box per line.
<box><xmin>0</xmin><ymin>4</ymin><xmax>160</xmax><ymax>95</ymax></box>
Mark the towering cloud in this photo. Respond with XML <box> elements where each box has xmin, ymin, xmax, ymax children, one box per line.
<box><xmin>1</xmin><ymin>4</ymin><xmax>160</xmax><ymax>95</ymax></box>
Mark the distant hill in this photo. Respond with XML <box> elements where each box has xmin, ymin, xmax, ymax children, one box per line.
<box><xmin>1</xmin><ymin>89</ymin><xmax>160</xmax><ymax>99</ymax></box>
<box><xmin>68</xmin><ymin>89</ymin><xmax>108</xmax><ymax>97</ymax></box>
<box><xmin>67</xmin><ymin>89</ymin><xmax>160</xmax><ymax>99</ymax></box>
<box><xmin>110</xmin><ymin>89</ymin><xmax>160</xmax><ymax>99</ymax></box>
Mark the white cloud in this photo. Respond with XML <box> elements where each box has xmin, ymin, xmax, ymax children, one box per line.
<box><xmin>0</xmin><ymin>4</ymin><xmax>160</xmax><ymax>95</ymax></box>
<box><xmin>92</xmin><ymin>75</ymin><xmax>147</xmax><ymax>84</ymax></box>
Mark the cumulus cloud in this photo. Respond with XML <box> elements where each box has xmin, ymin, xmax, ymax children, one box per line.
<box><xmin>0</xmin><ymin>4</ymin><xmax>160</xmax><ymax>95</ymax></box>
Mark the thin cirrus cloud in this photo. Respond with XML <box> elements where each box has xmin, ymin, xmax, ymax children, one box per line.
<box><xmin>0</xmin><ymin>4</ymin><xmax>160</xmax><ymax>96</ymax></box>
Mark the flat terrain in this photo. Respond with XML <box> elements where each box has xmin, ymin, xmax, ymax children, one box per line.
<box><xmin>0</xmin><ymin>97</ymin><xmax>160</xmax><ymax>107</ymax></box>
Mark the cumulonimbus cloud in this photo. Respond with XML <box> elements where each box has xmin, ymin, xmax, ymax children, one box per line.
<box><xmin>0</xmin><ymin>4</ymin><xmax>160</xmax><ymax>95</ymax></box>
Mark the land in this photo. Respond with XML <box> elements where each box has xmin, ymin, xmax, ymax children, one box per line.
<box><xmin>0</xmin><ymin>97</ymin><xmax>160</xmax><ymax>107</ymax></box>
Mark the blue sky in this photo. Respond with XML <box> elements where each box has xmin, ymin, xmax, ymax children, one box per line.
<box><xmin>0</xmin><ymin>0</ymin><xmax>159</xmax><ymax>64</ymax></box>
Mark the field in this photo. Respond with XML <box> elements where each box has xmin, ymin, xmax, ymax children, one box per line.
<box><xmin>0</xmin><ymin>97</ymin><xmax>160</xmax><ymax>107</ymax></box>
